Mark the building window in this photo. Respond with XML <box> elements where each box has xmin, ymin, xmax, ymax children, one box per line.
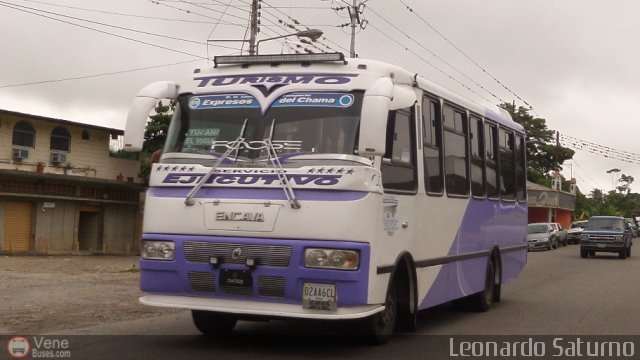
<box><xmin>51</xmin><ymin>126</ymin><xmax>71</xmax><ymax>152</ymax></box>
<box><xmin>12</xmin><ymin>121</ymin><xmax>35</xmax><ymax>148</ymax></box>
<box><xmin>82</xmin><ymin>130</ymin><xmax>90</xmax><ymax>140</ymax></box>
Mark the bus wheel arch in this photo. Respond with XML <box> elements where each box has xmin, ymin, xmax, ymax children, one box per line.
<box><xmin>465</xmin><ymin>247</ymin><xmax>502</xmax><ymax>312</ymax></box>
<box><xmin>389</xmin><ymin>252</ymin><xmax>418</xmax><ymax>332</ymax></box>
<box><xmin>362</xmin><ymin>252</ymin><xmax>418</xmax><ymax>344</ymax></box>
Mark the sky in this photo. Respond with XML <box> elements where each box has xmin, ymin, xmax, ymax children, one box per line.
<box><xmin>1</xmin><ymin>0</ymin><xmax>639</xmax><ymax>194</ymax></box>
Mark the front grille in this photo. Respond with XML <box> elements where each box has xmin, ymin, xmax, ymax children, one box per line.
<box><xmin>258</xmin><ymin>276</ymin><xmax>286</xmax><ymax>297</ymax></box>
<box><xmin>585</xmin><ymin>234</ymin><xmax>617</xmax><ymax>241</ymax></box>
<box><xmin>189</xmin><ymin>272</ymin><xmax>216</xmax><ymax>292</ymax></box>
<box><xmin>184</xmin><ymin>241</ymin><xmax>292</xmax><ymax>267</ymax></box>
<box><xmin>220</xmin><ymin>284</ymin><xmax>254</xmax><ymax>296</ymax></box>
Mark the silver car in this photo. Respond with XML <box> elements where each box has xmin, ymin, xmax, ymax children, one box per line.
<box><xmin>551</xmin><ymin>222</ymin><xmax>567</xmax><ymax>246</ymax></box>
<box><xmin>527</xmin><ymin>223</ymin><xmax>558</xmax><ymax>251</ymax></box>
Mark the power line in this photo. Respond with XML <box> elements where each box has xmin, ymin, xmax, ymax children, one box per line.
<box><xmin>366</xmin><ymin>4</ymin><xmax>504</xmax><ymax>104</ymax></box>
<box><xmin>0</xmin><ymin>1</ymin><xmax>242</xmax><ymax>60</ymax></box>
<box><xmin>18</xmin><ymin>0</ymin><xmax>239</xmax><ymax>25</ymax></box>
<box><xmin>0</xmin><ymin>60</ymin><xmax>201</xmax><ymax>89</ymax></box>
<box><xmin>396</xmin><ymin>0</ymin><xmax>532</xmax><ymax>110</ymax></box>
<box><xmin>367</xmin><ymin>23</ymin><xmax>494</xmax><ymax>105</ymax></box>
<box><xmin>261</xmin><ymin>0</ymin><xmax>349</xmax><ymax>54</ymax></box>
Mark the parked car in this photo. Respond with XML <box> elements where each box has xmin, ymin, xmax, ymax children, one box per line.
<box><xmin>567</xmin><ymin>220</ymin><xmax>588</xmax><ymax>244</ymax></box>
<box><xmin>580</xmin><ymin>216</ymin><xmax>633</xmax><ymax>259</ymax></box>
<box><xmin>551</xmin><ymin>223</ymin><xmax>567</xmax><ymax>246</ymax></box>
<box><xmin>527</xmin><ymin>223</ymin><xmax>558</xmax><ymax>251</ymax></box>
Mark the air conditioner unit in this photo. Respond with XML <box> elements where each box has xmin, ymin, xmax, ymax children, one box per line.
<box><xmin>12</xmin><ymin>148</ymin><xmax>29</xmax><ymax>160</ymax></box>
<box><xmin>51</xmin><ymin>152</ymin><xmax>67</xmax><ymax>164</ymax></box>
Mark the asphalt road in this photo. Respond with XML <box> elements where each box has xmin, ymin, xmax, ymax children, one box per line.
<box><xmin>7</xmin><ymin>245</ymin><xmax>640</xmax><ymax>359</ymax></box>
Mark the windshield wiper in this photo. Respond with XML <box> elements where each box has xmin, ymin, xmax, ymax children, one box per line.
<box><xmin>184</xmin><ymin>119</ymin><xmax>248</xmax><ymax>206</ymax></box>
<box><xmin>265</xmin><ymin>119</ymin><xmax>301</xmax><ymax>209</ymax></box>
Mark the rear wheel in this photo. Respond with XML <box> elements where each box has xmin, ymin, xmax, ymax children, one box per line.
<box><xmin>192</xmin><ymin>310</ymin><xmax>237</xmax><ymax>336</ymax></box>
<box><xmin>468</xmin><ymin>260</ymin><xmax>495</xmax><ymax>312</ymax></box>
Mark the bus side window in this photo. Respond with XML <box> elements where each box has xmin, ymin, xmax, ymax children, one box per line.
<box><xmin>443</xmin><ymin>105</ymin><xmax>469</xmax><ymax>196</ymax></box>
<box><xmin>381</xmin><ymin>108</ymin><xmax>417</xmax><ymax>193</ymax></box>
<box><xmin>485</xmin><ymin>123</ymin><xmax>499</xmax><ymax>199</ymax></box>
<box><xmin>422</xmin><ymin>96</ymin><xmax>443</xmax><ymax>195</ymax></box>
<box><xmin>499</xmin><ymin>128</ymin><xmax>516</xmax><ymax>200</ymax></box>
<box><xmin>470</xmin><ymin>116</ymin><xmax>485</xmax><ymax>197</ymax></box>
<box><xmin>515</xmin><ymin>134</ymin><xmax>527</xmax><ymax>201</ymax></box>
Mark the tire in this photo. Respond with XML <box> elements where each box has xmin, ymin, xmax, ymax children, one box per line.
<box><xmin>588</xmin><ymin>251</ymin><xmax>595</xmax><ymax>257</ymax></box>
<box><xmin>468</xmin><ymin>260</ymin><xmax>495</xmax><ymax>312</ymax></box>
<box><xmin>362</xmin><ymin>279</ymin><xmax>397</xmax><ymax>344</ymax></box>
<box><xmin>626</xmin><ymin>245</ymin><xmax>631</xmax><ymax>257</ymax></box>
<box><xmin>191</xmin><ymin>310</ymin><xmax>238</xmax><ymax>336</ymax></box>
<box><xmin>547</xmin><ymin>241</ymin><xmax>553</xmax><ymax>251</ymax></box>
<box><xmin>619</xmin><ymin>249</ymin><xmax>627</xmax><ymax>259</ymax></box>
<box><xmin>580</xmin><ymin>249</ymin><xmax>588</xmax><ymax>258</ymax></box>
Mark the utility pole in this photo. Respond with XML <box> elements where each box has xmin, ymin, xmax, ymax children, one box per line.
<box><xmin>248</xmin><ymin>0</ymin><xmax>260</xmax><ymax>55</ymax></box>
<box><xmin>343</xmin><ymin>0</ymin><xmax>367</xmax><ymax>58</ymax></box>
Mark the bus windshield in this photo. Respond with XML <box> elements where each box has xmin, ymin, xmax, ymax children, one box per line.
<box><xmin>163</xmin><ymin>92</ymin><xmax>363</xmax><ymax>165</ymax></box>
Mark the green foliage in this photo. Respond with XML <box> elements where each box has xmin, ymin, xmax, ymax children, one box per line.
<box><xmin>500</xmin><ymin>103</ymin><xmax>575</xmax><ymax>182</ymax></box>
<box><xmin>140</xmin><ymin>100</ymin><xmax>176</xmax><ymax>179</ymax></box>
<box><xmin>574</xmin><ymin>186</ymin><xmax>640</xmax><ymax>219</ymax></box>
<box><xmin>143</xmin><ymin>100</ymin><xmax>175</xmax><ymax>153</ymax></box>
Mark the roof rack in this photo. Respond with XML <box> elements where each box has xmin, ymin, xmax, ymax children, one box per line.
<box><xmin>213</xmin><ymin>53</ymin><xmax>346</xmax><ymax>67</ymax></box>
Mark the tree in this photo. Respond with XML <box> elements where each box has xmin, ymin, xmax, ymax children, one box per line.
<box><xmin>500</xmin><ymin>103</ymin><xmax>575</xmax><ymax>183</ymax></box>
<box><xmin>143</xmin><ymin>100</ymin><xmax>175</xmax><ymax>153</ymax></box>
<box><xmin>617</xmin><ymin>174</ymin><xmax>634</xmax><ymax>194</ymax></box>
<box><xmin>140</xmin><ymin>100</ymin><xmax>176</xmax><ymax>179</ymax></box>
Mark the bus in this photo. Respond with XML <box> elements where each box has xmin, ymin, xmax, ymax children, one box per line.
<box><xmin>124</xmin><ymin>53</ymin><xmax>528</xmax><ymax>343</ymax></box>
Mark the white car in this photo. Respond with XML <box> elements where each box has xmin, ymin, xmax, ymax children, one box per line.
<box><xmin>550</xmin><ymin>223</ymin><xmax>567</xmax><ymax>246</ymax></box>
<box><xmin>567</xmin><ymin>220</ymin><xmax>588</xmax><ymax>244</ymax></box>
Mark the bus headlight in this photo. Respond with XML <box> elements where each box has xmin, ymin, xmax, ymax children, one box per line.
<box><xmin>142</xmin><ymin>240</ymin><xmax>175</xmax><ymax>260</ymax></box>
<box><xmin>304</xmin><ymin>248</ymin><xmax>359</xmax><ymax>270</ymax></box>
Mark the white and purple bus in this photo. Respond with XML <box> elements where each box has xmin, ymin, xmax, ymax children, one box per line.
<box><xmin>124</xmin><ymin>53</ymin><xmax>528</xmax><ymax>343</ymax></box>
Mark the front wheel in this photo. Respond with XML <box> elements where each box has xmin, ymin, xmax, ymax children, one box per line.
<box><xmin>580</xmin><ymin>249</ymin><xmax>588</xmax><ymax>258</ymax></box>
<box><xmin>619</xmin><ymin>249</ymin><xmax>627</xmax><ymax>259</ymax></box>
<box><xmin>361</xmin><ymin>280</ymin><xmax>397</xmax><ymax>345</ymax></box>
<box><xmin>192</xmin><ymin>310</ymin><xmax>238</xmax><ymax>336</ymax></box>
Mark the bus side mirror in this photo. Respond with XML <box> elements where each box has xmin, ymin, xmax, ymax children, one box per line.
<box><xmin>123</xmin><ymin>81</ymin><xmax>180</xmax><ymax>152</ymax></box>
<box><xmin>358</xmin><ymin>77</ymin><xmax>393</xmax><ymax>157</ymax></box>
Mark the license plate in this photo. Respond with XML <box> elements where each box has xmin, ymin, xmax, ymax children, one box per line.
<box><xmin>302</xmin><ymin>283</ymin><xmax>337</xmax><ymax>311</ymax></box>
<box><xmin>220</xmin><ymin>269</ymin><xmax>253</xmax><ymax>288</ymax></box>
<box><xmin>597</xmin><ymin>243</ymin><xmax>606</xmax><ymax>248</ymax></box>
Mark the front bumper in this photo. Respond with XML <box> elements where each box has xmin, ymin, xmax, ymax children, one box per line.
<box><xmin>527</xmin><ymin>240</ymin><xmax>550</xmax><ymax>250</ymax></box>
<box><xmin>139</xmin><ymin>234</ymin><xmax>372</xmax><ymax>318</ymax></box>
<box><xmin>140</xmin><ymin>294</ymin><xmax>384</xmax><ymax>320</ymax></box>
<box><xmin>580</xmin><ymin>242</ymin><xmax>626</xmax><ymax>253</ymax></box>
